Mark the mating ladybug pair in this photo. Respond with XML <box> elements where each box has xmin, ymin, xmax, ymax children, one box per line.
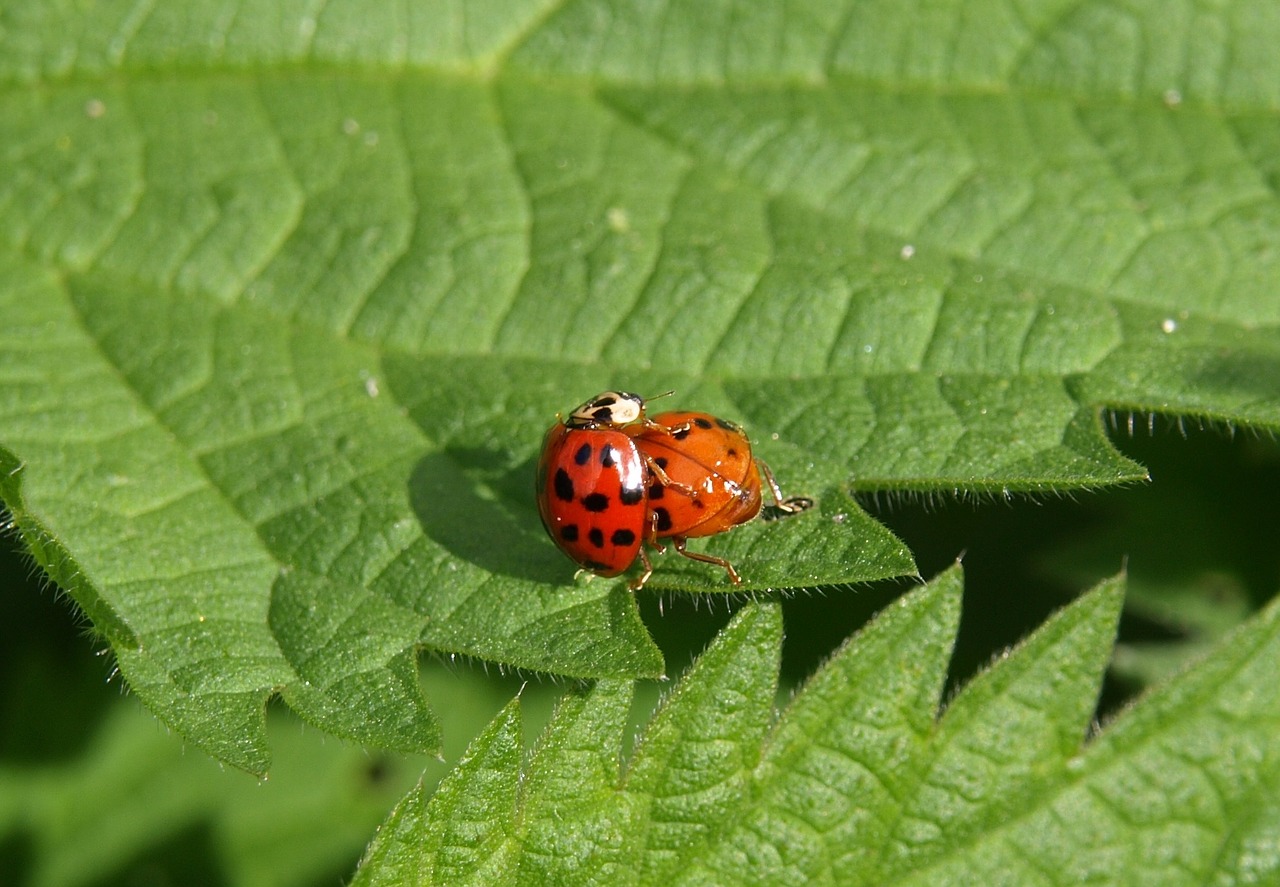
<box><xmin>536</xmin><ymin>391</ymin><xmax>812</xmax><ymax>589</ymax></box>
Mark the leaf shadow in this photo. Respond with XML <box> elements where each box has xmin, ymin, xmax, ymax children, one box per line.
<box><xmin>408</xmin><ymin>448</ymin><xmax>569</xmax><ymax>584</ymax></box>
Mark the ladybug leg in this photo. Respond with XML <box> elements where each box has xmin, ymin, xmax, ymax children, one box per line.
<box><xmin>756</xmin><ymin>459</ymin><xmax>814</xmax><ymax>515</ymax></box>
<box><xmin>642</xmin><ymin>415</ymin><xmax>695</xmax><ymax>437</ymax></box>
<box><xmin>644</xmin><ymin>454</ymin><xmax>702</xmax><ymax>501</ymax></box>
<box><xmin>629</xmin><ymin>544</ymin><xmax>654</xmax><ymax>591</ymax></box>
<box><xmin>644</xmin><ymin>509</ymin><xmax>668</xmax><ymax>555</ymax></box>
<box><xmin>629</xmin><ymin>515</ymin><xmax>668</xmax><ymax>590</ymax></box>
<box><xmin>640</xmin><ymin>416</ymin><xmax>683</xmax><ymax>434</ymax></box>
<box><xmin>672</xmin><ymin>537</ymin><xmax>742</xmax><ymax>586</ymax></box>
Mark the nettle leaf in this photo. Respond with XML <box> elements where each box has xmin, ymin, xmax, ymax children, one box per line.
<box><xmin>354</xmin><ymin>567</ymin><xmax>1280</xmax><ymax>885</ymax></box>
<box><xmin>2</xmin><ymin>0</ymin><xmax>1278</xmax><ymax>771</ymax></box>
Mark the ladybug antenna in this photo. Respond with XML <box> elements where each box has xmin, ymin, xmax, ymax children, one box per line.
<box><xmin>646</xmin><ymin>389</ymin><xmax>676</xmax><ymax>404</ymax></box>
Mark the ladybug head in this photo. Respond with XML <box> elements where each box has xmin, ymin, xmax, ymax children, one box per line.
<box><xmin>567</xmin><ymin>391</ymin><xmax>646</xmax><ymax>428</ymax></box>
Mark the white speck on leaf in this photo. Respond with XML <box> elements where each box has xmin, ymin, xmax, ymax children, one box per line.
<box><xmin>607</xmin><ymin>207</ymin><xmax>630</xmax><ymax>232</ymax></box>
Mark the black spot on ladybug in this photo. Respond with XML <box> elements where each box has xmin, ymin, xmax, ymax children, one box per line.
<box><xmin>583</xmin><ymin>492</ymin><xmax>609</xmax><ymax>512</ymax></box>
<box><xmin>655</xmin><ymin>457</ymin><xmax>668</xmax><ymax>469</ymax></box>
<box><xmin>554</xmin><ymin>468</ymin><xmax>575</xmax><ymax>502</ymax></box>
<box><xmin>726</xmin><ymin>448</ymin><xmax>738</xmax><ymax>458</ymax></box>
<box><xmin>620</xmin><ymin>483</ymin><xmax>644</xmax><ymax>506</ymax></box>
<box><xmin>589</xmin><ymin>527</ymin><xmax>605</xmax><ymax>548</ymax></box>
<box><xmin>648</xmin><ymin>483</ymin><xmax>664</xmax><ymax>500</ymax></box>
<box><xmin>600</xmin><ymin>444</ymin><xmax>617</xmax><ymax>468</ymax></box>
<box><xmin>654</xmin><ymin>507</ymin><xmax>672</xmax><ymax>532</ymax></box>
<box><xmin>672</xmin><ymin>427</ymin><xmax>690</xmax><ymax>440</ymax></box>
<box><xmin>693</xmin><ymin>499</ymin><xmax>706</xmax><ymax>510</ymax></box>
<box><xmin>694</xmin><ymin>417</ymin><xmax>714</xmax><ymax>429</ymax></box>
<box><xmin>574</xmin><ymin>443</ymin><xmax>592</xmax><ymax>466</ymax></box>
<box><xmin>594</xmin><ymin>407</ymin><xmax>613</xmax><ymax>423</ymax></box>
<box><xmin>560</xmin><ymin>524</ymin><xmax>579</xmax><ymax>542</ymax></box>
<box><xmin>611</xmin><ymin>529</ymin><xmax>636</xmax><ymax>546</ymax></box>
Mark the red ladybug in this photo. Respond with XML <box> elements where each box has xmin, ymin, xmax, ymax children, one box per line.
<box><xmin>536</xmin><ymin>392</ymin><xmax>653</xmax><ymax>583</ymax></box>
<box><xmin>536</xmin><ymin>391</ymin><xmax>811</xmax><ymax>589</ymax></box>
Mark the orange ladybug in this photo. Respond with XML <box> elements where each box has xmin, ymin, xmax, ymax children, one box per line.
<box><xmin>628</xmin><ymin>411</ymin><xmax>811</xmax><ymax>585</ymax></box>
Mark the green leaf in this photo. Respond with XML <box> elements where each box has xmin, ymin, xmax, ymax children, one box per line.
<box><xmin>3</xmin><ymin>0</ymin><xmax>1279</xmax><ymax>771</ymax></box>
<box><xmin>357</xmin><ymin>566</ymin><xmax>1280</xmax><ymax>884</ymax></box>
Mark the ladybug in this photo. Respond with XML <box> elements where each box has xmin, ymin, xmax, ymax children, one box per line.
<box><xmin>536</xmin><ymin>391</ymin><xmax>811</xmax><ymax>589</ymax></box>
<box><xmin>536</xmin><ymin>391</ymin><xmax>654</xmax><ymax>584</ymax></box>
<box><xmin>628</xmin><ymin>411</ymin><xmax>812</xmax><ymax>585</ymax></box>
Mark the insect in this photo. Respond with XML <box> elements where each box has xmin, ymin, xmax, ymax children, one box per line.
<box><xmin>537</xmin><ymin>391</ymin><xmax>812</xmax><ymax>589</ymax></box>
<box><xmin>535</xmin><ymin>392</ymin><xmax>650</xmax><ymax>581</ymax></box>
<box><xmin>627</xmin><ymin>410</ymin><xmax>811</xmax><ymax>585</ymax></box>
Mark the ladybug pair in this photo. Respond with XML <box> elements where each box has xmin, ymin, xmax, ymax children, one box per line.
<box><xmin>536</xmin><ymin>391</ymin><xmax>812</xmax><ymax>589</ymax></box>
